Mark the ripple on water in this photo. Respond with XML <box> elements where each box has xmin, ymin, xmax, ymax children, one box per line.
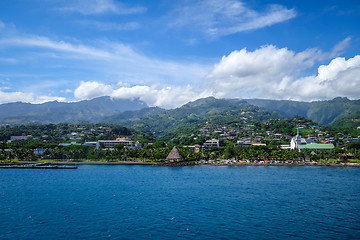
<box><xmin>0</xmin><ymin>166</ymin><xmax>359</xmax><ymax>240</ymax></box>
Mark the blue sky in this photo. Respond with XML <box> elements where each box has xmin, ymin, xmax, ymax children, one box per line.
<box><xmin>0</xmin><ymin>0</ymin><xmax>359</xmax><ymax>108</ymax></box>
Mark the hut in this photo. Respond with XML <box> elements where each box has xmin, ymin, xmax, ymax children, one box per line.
<box><xmin>166</xmin><ymin>146</ymin><xmax>183</xmax><ymax>161</ymax></box>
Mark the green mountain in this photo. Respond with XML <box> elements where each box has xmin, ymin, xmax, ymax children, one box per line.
<box><xmin>245</xmin><ymin>97</ymin><xmax>360</xmax><ymax>125</ymax></box>
<box><xmin>102</xmin><ymin>97</ymin><xmax>283</xmax><ymax>137</ymax></box>
<box><xmin>0</xmin><ymin>97</ymin><xmax>148</xmax><ymax>125</ymax></box>
<box><xmin>330</xmin><ymin>112</ymin><xmax>360</xmax><ymax>129</ymax></box>
<box><xmin>2</xmin><ymin>96</ymin><xmax>359</xmax><ymax>132</ymax></box>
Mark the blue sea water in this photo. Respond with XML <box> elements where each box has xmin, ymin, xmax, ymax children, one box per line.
<box><xmin>0</xmin><ymin>165</ymin><xmax>359</xmax><ymax>240</ymax></box>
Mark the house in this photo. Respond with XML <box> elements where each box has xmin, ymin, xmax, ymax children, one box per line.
<box><xmin>203</xmin><ymin>139</ymin><xmax>219</xmax><ymax>148</ymax></box>
<box><xmin>10</xmin><ymin>136</ymin><xmax>29</xmax><ymax>141</ymax></box>
<box><xmin>34</xmin><ymin>149</ymin><xmax>47</xmax><ymax>155</ymax></box>
<box><xmin>188</xmin><ymin>144</ymin><xmax>203</xmax><ymax>152</ymax></box>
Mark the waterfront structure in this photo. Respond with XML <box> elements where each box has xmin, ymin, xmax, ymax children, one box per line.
<box><xmin>166</xmin><ymin>146</ymin><xmax>183</xmax><ymax>161</ymax></box>
<box><xmin>97</xmin><ymin>138</ymin><xmax>140</xmax><ymax>150</ymax></box>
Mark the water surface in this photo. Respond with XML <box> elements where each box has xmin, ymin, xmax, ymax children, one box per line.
<box><xmin>0</xmin><ymin>165</ymin><xmax>359</xmax><ymax>239</ymax></box>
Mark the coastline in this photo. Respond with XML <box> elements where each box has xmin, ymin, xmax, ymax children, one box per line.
<box><xmin>1</xmin><ymin>161</ymin><xmax>359</xmax><ymax>167</ymax></box>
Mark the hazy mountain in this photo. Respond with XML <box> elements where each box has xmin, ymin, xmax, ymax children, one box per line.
<box><xmin>245</xmin><ymin>97</ymin><xmax>360</xmax><ymax>125</ymax></box>
<box><xmin>0</xmin><ymin>97</ymin><xmax>148</xmax><ymax>124</ymax></box>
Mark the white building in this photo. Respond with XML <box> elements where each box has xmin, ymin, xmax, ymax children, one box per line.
<box><xmin>290</xmin><ymin>129</ymin><xmax>334</xmax><ymax>152</ymax></box>
<box><xmin>97</xmin><ymin>138</ymin><xmax>141</xmax><ymax>150</ymax></box>
<box><xmin>203</xmin><ymin>139</ymin><xmax>219</xmax><ymax>148</ymax></box>
<box><xmin>290</xmin><ymin>129</ymin><xmax>306</xmax><ymax>149</ymax></box>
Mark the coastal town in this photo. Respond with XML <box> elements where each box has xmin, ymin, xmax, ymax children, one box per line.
<box><xmin>1</xmin><ymin>117</ymin><xmax>359</xmax><ymax>166</ymax></box>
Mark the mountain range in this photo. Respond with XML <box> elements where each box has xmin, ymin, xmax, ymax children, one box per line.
<box><xmin>1</xmin><ymin>96</ymin><xmax>360</xmax><ymax>131</ymax></box>
<box><xmin>0</xmin><ymin>97</ymin><xmax>147</xmax><ymax>124</ymax></box>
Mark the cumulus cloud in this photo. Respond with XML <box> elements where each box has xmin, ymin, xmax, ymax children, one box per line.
<box><xmin>74</xmin><ymin>81</ymin><xmax>113</xmax><ymax>99</ymax></box>
<box><xmin>72</xmin><ymin>40</ymin><xmax>358</xmax><ymax>108</ymax></box>
<box><xmin>206</xmin><ymin>45</ymin><xmax>320</xmax><ymax>98</ymax></box>
<box><xmin>74</xmin><ymin>81</ymin><xmax>210</xmax><ymax>109</ymax></box>
<box><xmin>288</xmin><ymin>55</ymin><xmax>360</xmax><ymax>100</ymax></box>
<box><xmin>206</xmin><ymin>44</ymin><xmax>360</xmax><ymax>101</ymax></box>
<box><xmin>167</xmin><ymin>0</ymin><xmax>296</xmax><ymax>38</ymax></box>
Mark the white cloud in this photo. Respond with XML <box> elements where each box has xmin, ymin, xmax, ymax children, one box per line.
<box><xmin>77</xmin><ymin>20</ymin><xmax>140</xmax><ymax>31</ymax></box>
<box><xmin>288</xmin><ymin>55</ymin><xmax>360</xmax><ymax>100</ymax></box>
<box><xmin>74</xmin><ymin>81</ymin><xmax>210</xmax><ymax>109</ymax></box>
<box><xmin>167</xmin><ymin>0</ymin><xmax>296</xmax><ymax>38</ymax></box>
<box><xmin>72</xmin><ymin>40</ymin><xmax>358</xmax><ymax>108</ymax></box>
<box><xmin>59</xmin><ymin>0</ymin><xmax>146</xmax><ymax>15</ymax></box>
<box><xmin>112</xmin><ymin>84</ymin><xmax>211</xmax><ymax>109</ymax></box>
<box><xmin>330</xmin><ymin>37</ymin><xmax>351</xmax><ymax>57</ymax></box>
<box><xmin>74</xmin><ymin>81</ymin><xmax>113</xmax><ymax>99</ymax></box>
<box><xmin>206</xmin><ymin>44</ymin><xmax>360</xmax><ymax>101</ymax></box>
<box><xmin>0</xmin><ymin>33</ymin><xmax>210</xmax><ymax>87</ymax></box>
<box><xmin>206</xmin><ymin>45</ymin><xmax>320</xmax><ymax>98</ymax></box>
<box><xmin>33</xmin><ymin>95</ymin><xmax>67</xmax><ymax>104</ymax></box>
<box><xmin>0</xmin><ymin>90</ymin><xmax>66</xmax><ymax>104</ymax></box>
<box><xmin>0</xmin><ymin>57</ymin><xmax>17</xmax><ymax>63</ymax></box>
<box><xmin>0</xmin><ymin>36</ymin><xmax>113</xmax><ymax>59</ymax></box>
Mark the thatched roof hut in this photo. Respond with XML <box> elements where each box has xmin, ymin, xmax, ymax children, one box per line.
<box><xmin>166</xmin><ymin>146</ymin><xmax>183</xmax><ymax>161</ymax></box>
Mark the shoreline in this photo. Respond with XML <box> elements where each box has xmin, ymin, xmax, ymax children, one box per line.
<box><xmin>1</xmin><ymin>161</ymin><xmax>359</xmax><ymax>167</ymax></box>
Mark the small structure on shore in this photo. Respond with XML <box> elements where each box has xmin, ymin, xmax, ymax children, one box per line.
<box><xmin>166</xmin><ymin>146</ymin><xmax>183</xmax><ymax>161</ymax></box>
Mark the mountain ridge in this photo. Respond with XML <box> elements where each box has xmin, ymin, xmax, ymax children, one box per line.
<box><xmin>0</xmin><ymin>96</ymin><xmax>148</xmax><ymax>124</ymax></box>
<box><xmin>1</xmin><ymin>96</ymin><xmax>360</xmax><ymax>128</ymax></box>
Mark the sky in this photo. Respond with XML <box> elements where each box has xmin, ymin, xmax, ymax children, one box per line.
<box><xmin>0</xmin><ymin>0</ymin><xmax>359</xmax><ymax>108</ymax></box>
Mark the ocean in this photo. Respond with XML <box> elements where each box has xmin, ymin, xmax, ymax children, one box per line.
<box><xmin>0</xmin><ymin>165</ymin><xmax>359</xmax><ymax>239</ymax></box>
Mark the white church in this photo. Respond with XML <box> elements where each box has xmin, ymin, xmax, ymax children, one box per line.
<box><xmin>290</xmin><ymin>129</ymin><xmax>334</xmax><ymax>152</ymax></box>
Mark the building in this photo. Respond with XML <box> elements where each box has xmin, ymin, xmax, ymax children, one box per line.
<box><xmin>34</xmin><ymin>149</ymin><xmax>47</xmax><ymax>155</ymax></box>
<box><xmin>203</xmin><ymin>139</ymin><xmax>219</xmax><ymax>148</ymax></box>
<box><xmin>187</xmin><ymin>144</ymin><xmax>203</xmax><ymax>152</ymax></box>
<box><xmin>166</xmin><ymin>146</ymin><xmax>183</xmax><ymax>161</ymax></box>
<box><xmin>10</xmin><ymin>136</ymin><xmax>29</xmax><ymax>141</ymax></box>
<box><xmin>84</xmin><ymin>142</ymin><xmax>97</xmax><ymax>148</ymax></box>
<box><xmin>290</xmin><ymin>129</ymin><xmax>334</xmax><ymax>152</ymax></box>
<box><xmin>58</xmin><ymin>142</ymin><xmax>81</xmax><ymax>147</ymax></box>
<box><xmin>97</xmin><ymin>138</ymin><xmax>140</xmax><ymax>150</ymax></box>
<box><xmin>290</xmin><ymin>129</ymin><xmax>307</xmax><ymax>149</ymax></box>
<box><xmin>297</xmin><ymin>143</ymin><xmax>334</xmax><ymax>152</ymax></box>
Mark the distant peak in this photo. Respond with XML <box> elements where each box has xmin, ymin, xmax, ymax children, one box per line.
<box><xmin>331</xmin><ymin>97</ymin><xmax>349</xmax><ymax>102</ymax></box>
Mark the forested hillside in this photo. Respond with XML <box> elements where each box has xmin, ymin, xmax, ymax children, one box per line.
<box><xmin>0</xmin><ymin>97</ymin><xmax>147</xmax><ymax>124</ymax></box>
<box><xmin>245</xmin><ymin>97</ymin><xmax>360</xmax><ymax>125</ymax></box>
<box><xmin>103</xmin><ymin>97</ymin><xmax>283</xmax><ymax>138</ymax></box>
